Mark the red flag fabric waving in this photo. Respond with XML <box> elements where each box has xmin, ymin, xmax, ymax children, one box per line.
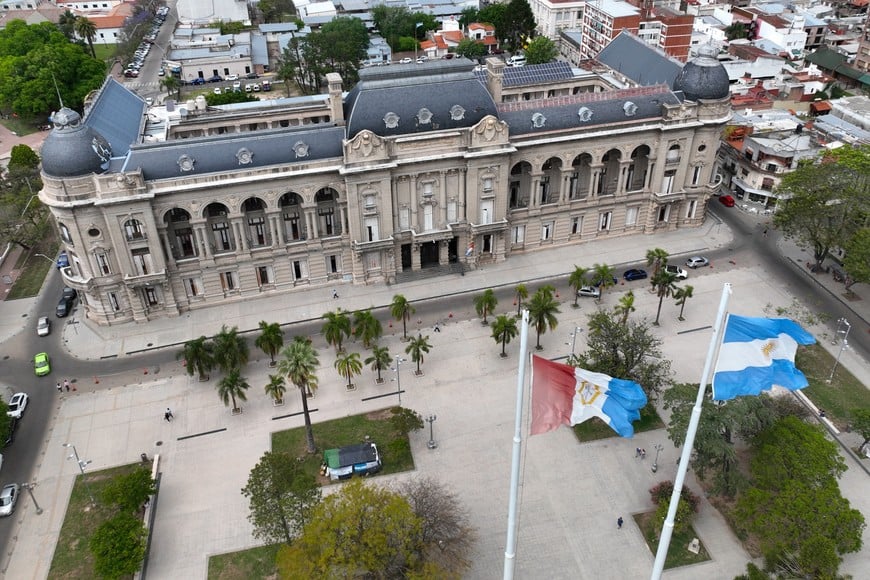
<box><xmin>530</xmin><ymin>355</ymin><xmax>578</xmax><ymax>435</ymax></box>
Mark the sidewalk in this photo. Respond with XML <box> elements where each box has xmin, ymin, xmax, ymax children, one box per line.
<box><xmin>2</xmin><ymin>217</ymin><xmax>869</xmax><ymax>579</ymax></box>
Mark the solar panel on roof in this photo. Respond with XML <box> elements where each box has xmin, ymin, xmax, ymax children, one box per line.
<box><xmin>503</xmin><ymin>61</ymin><xmax>574</xmax><ymax>87</ymax></box>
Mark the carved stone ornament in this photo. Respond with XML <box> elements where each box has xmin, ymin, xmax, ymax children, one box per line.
<box><xmin>623</xmin><ymin>101</ymin><xmax>638</xmax><ymax>116</ymax></box>
<box><xmin>578</xmin><ymin>107</ymin><xmax>593</xmax><ymax>122</ymax></box>
<box><xmin>531</xmin><ymin>112</ymin><xmax>546</xmax><ymax>129</ymax></box>
<box><xmin>292</xmin><ymin>141</ymin><xmax>309</xmax><ymax>158</ymax></box>
<box><xmin>383</xmin><ymin>112</ymin><xmax>400</xmax><ymax>129</ymax></box>
<box><xmin>350</xmin><ymin>131</ymin><xmax>384</xmax><ymax>158</ymax></box>
<box><xmin>473</xmin><ymin>116</ymin><xmax>505</xmax><ymax>142</ymax></box>
<box><xmin>92</xmin><ymin>137</ymin><xmax>112</xmax><ymax>163</ymax></box>
<box><xmin>115</xmin><ymin>173</ymin><xmax>136</xmax><ymax>188</ymax></box>
<box><xmin>236</xmin><ymin>148</ymin><xmax>253</xmax><ymax>165</ymax></box>
<box><xmin>177</xmin><ymin>155</ymin><xmax>195</xmax><ymax>172</ymax></box>
<box><xmin>417</xmin><ymin>108</ymin><xmax>433</xmax><ymax>125</ymax></box>
<box><xmin>450</xmin><ymin>105</ymin><xmax>465</xmax><ymax>121</ymax></box>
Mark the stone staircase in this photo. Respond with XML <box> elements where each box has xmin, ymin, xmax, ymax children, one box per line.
<box><xmin>393</xmin><ymin>262</ymin><xmax>465</xmax><ymax>284</ymax></box>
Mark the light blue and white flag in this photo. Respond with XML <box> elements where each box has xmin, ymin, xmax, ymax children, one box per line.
<box><xmin>712</xmin><ymin>315</ymin><xmax>816</xmax><ymax>401</ymax></box>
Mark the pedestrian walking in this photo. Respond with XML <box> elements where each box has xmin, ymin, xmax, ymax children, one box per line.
<box><xmin>332</xmin><ymin>288</ymin><xmax>339</xmax><ymax>299</ymax></box>
<box><xmin>762</xmin><ymin>227</ymin><xmax>768</xmax><ymax>238</ymax></box>
<box><xmin>635</xmin><ymin>447</ymin><xmax>641</xmax><ymax>458</ymax></box>
<box><xmin>56</xmin><ymin>382</ymin><xmax>62</xmax><ymax>393</ymax></box>
<box><xmin>433</xmin><ymin>323</ymin><xmax>441</xmax><ymax>333</ymax></box>
<box><xmin>164</xmin><ymin>407</ymin><xmax>173</xmax><ymax>422</ymax></box>
<box><xmin>617</xmin><ymin>516</ymin><xmax>624</xmax><ymax>529</ymax></box>
<box><xmin>63</xmin><ymin>379</ymin><xmax>70</xmax><ymax>392</ymax></box>
<box><xmin>640</xmin><ymin>448</ymin><xmax>646</xmax><ymax>459</ymax></box>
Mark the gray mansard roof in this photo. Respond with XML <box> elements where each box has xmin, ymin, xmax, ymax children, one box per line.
<box><xmin>596</xmin><ymin>31</ymin><xmax>683</xmax><ymax>89</ymax></box>
<box><xmin>344</xmin><ymin>59</ymin><xmax>499</xmax><ymax>138</ymax></box>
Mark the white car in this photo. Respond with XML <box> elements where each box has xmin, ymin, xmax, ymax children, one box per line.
<box><xmin>664</xmin><ymin>265</ymin><xmax>688</xmax><ymax>279</ymax></box>
<box><xmin>685</xmin><ymin>256</ymin><xmax>709</xmax><ymax>269</ymax></box>
<box><xmin>226</xmin><ymin>74</ymin><xmax>239</xmax><ymax>81</ymax></box>
<box><xmin>576</xmin><ymin>286</ymin><xmax>600</xmax><ymax>298</ymax></box>
<box><xmin>399</xmin><ymin>57</ymin><xmax>413</xmax><ymax>64</ymax></box>
<box><xmin>37</xmin><ymin>316</ymin><xmax>51</xmax><ymax>336</ymax></box>
<box><xmin>0</xmin><ymin>484</ymin><xmax>18</xmax><ymax>517</ymax></box>
<box><xmin>213</xmin><ymin>87</ymin><xmax>222</xmax><ymax>95</ymax></box>
<box><xmin>6</xmin><ymin>393</ymin><xmax>28</xmax><ymax>419</ymax></box>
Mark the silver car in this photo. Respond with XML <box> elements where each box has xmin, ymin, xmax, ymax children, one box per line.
<box><xmin>685</xmin><ymin>256</ymin><xmax>709</xmax><ymax>269</ymax></box>
<box><xmin>0</xmin><ymin>484</ymin><xmax>18</xmax><ymax>517</ymax></box>
<box><xmin>577</xmin><ymin>285</ymin><xmax>601</xmax><ymax>298</ymax></box>
<box><xmin>37</xmin><ymin>316</ymin><xmax>51</xmax><ymax>336</ymax></box>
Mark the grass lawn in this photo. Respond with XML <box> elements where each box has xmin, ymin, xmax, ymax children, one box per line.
<box><xmin>0</xmin><ymin>115</ymin><xmax>41</xmax><ymax>136</ymax></box>
<box><xmin>634</xmin><ymin>511</ymin><xmax>710</xmax><ymax>569</ymax></box>
<box><xmin>6</xmin><ymin>243</ymin><xmax>58</xmax><ymax>300</ymax></box>
<box><xmin>48</xmin><ymin>463</ymin><xmax>146</xmax><ymax>578</ymax></box>
<box><xmin>797</xmin><ymin>344</ymin><xmax>870</xmax><ymax>430</ymax></box>
<box><xmin>207</xmin><ymin>544</ymin><xmax>280</xmax><ymax>580</ymax></box>
<box><xmin>93</xmin><ymin>43</ymin><xmax>116</xmax><ymax>62</ymax></box>
<box><xmin>271</xmin><ymin>407</ymin><xmax>415</xmax><ymax>482</ymax></box>
<box><xmin>573</xmin><ymin>403</ymin><xmax>664</xmax><ymax>442</ymax></box>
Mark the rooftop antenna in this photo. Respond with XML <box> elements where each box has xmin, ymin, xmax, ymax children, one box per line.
<box><xmin>51</xmin><ymin>71</ymin><xmax>65</xmax><ymax>109</ymax></box>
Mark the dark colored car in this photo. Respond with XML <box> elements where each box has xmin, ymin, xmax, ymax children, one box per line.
<box><xmin>56</xmin><ymin>295</ymin><xmax>73</xmax><ymax>317</ymax></box>
<box><xmin>623</xmin><ymin>269</ymin><xmax>648</xmax><ymax>281</ymax></box>
<box><xmin>56</xmin><ymin>251</ymin><xmax>69</xmax><ymax>269</ymax></box>
<box><xmin>62</xmin><ymin>286</ymin><xmax>78</xmax><ymax>301</ymax></box>
<box><xmin>719</xmin><ymin>194</ymin><xmax>735</xmax><ymax>207</ymax></box>
<box><xmin>190</xmin><ymin>77</ymin><xmax>205</xmax><ymax>85</ymax></box>
<box><xmin>246</xmin><ymin>72</ymin><xmax>259</xmax><ymax>79</ymax></box>
<box><xmin>594</xmin><ymin>276</ymin><xmax>618</xmax><ymax>287</ymax></box>
<box><xmin>207</xmin><ymin>75</ymin><xmax>223</xmax><ymax>83</ymax></box>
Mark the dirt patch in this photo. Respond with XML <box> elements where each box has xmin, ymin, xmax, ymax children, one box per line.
<box><xmin>843</xmin><ymin>292</ymin><xmax>862</xmax><ymax>302</ymax></box>
<box><xmin>365</xmin><ymin>408</ymin><xmax>393</xmax><ymax>421</ymax></box>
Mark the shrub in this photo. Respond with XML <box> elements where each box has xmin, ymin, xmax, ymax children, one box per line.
<box><xmin>649</xmin><ymin>480</ymin><xmax>700</xmax><ymax>515</ymax></box>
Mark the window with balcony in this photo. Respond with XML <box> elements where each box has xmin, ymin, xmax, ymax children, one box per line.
<box><xmin>256</xmin><ymin>265</ymin><xmax>274</xmax><ymax>287</ymax></box>
<box><xmin>96</xmin><ymin>252</ymin><xmax>111</xmax><ymax>275</ymax></box>
<box><xmin>124</xmin><ymin>219</ymin><xmax>146</xmax><ymax>241</ymax></box>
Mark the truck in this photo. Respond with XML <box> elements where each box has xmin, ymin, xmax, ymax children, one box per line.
<box><xmin>321</xmin><ymin>442</ymin><xmax>382</xmax><ymax>481</ymax></box>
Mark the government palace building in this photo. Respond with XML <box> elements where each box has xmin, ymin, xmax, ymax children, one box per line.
<box><xmin>39</xmin><ymin>37</ymin><xmax>731</xmax><ymax>326</ymax></box>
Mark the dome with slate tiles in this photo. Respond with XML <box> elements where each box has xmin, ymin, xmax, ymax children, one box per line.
<box><xmin>41</xmin><ymin>107</ymin><xmax>113</xmax><ymax>177</ymax></box>
<box><xmin>673</xmin><ymin>45</ymin><xmax>729</xmax><ymax>102</ymax></box>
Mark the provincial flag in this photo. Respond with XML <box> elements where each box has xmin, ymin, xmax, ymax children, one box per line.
<box><xmin>465</xmin><ymin>241</ymin><xmax>474</xmax><ymax>257</ymax></box>
<box><xmin>530</xmin><ymin>356</ymin><xmax>647</xmax><ymax>438</ymax></box>
<box><xmin>712</xmin><ymin>315</ymin><xmax>816</xmax><ymax>401</ymax></box>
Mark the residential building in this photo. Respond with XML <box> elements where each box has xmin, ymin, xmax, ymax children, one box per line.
<box><xmin>529</xmin><ymin>0</ymin><xmax>585</xmax><ymax>41</ymax></box>
<box><xmin>579</xmin><ymin>0</ymin><xmax>641</xmax><ymax>60</ymax></box>
<box><xmin>39</xmin><ymin>49</ymin><xmax>731</xmax><ymax>326</ymax></box>
<box><xmin>855</xmin><ymin>12</ymin><xmax>870</xmax><ymax>72</ymax></box>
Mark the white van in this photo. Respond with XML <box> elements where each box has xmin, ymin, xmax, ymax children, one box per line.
<box><xmin>507</xmin><ymin>54</ymin><xmax>526</xmax><ymax>67</ymax></box>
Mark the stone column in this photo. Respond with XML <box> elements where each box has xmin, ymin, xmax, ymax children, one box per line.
<box><xmin>159</xmin><ymin>230</ymin><xmax>176</xmax><ymax>268</ymax></box>
<box><xmin>194</xmin><ymin>223</ymin><xmax>212</xmax><ymax>258</ymax></box>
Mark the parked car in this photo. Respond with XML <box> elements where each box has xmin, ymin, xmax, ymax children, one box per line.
<box><xmin>6</xmin><ymin>393</ymin><xmax>28</xmax><ymax>419</ymax></box>
<box><xmin>261</xmin><ymin>79</ymin><xmax>271</xmax><ymax>91</ymax></box>
<box><xmin>245</xmin><ymin>72</ymin><xmax>259</xmax><ymax>79</ymax></box>
<box><xmin>207</xmin><ymin>75</ymin><xmax>223</xmax><ymax>83</ymax></box>
<box><xmin>399</xmin><ymin>57</ymin><xmax>413</xmax><ymax>64</ymax></box>
<box><xmin>37</xmin><ymin>316</ymin><xmax>51</xmax><ymax>337</ymax></box>
<box><xmin>664</xmin><ymin>265</ymin><xmax>688</xmax><ymax>279</ymax></box>
<box><xmin>507</xmin><ymin>54</ymin><xmax>526</xmax><ymax>67</ymax></box>
<box><xmin>56</xmin><ymin>295</ymin><xmax>73</xmax><ymax>317</ymax></box>
<box><xmin>594</xmin><ymin>276</ymin><xmax>618</xmax><ymax>288</ymax></box>
<box><xmin>34</xmin><ymin>352</ymin><xmax>51</xmax><ymax>376</ymax></box>
<box><xmin>62</xmin><ymin>286</ymin><xmax>77</xmax><ymax>301</ymax></box>
<box><xmin>719</xmin><ymin>194</ymin><xmax>735</xmax><ymax>207</ymax></box>
<box><xmin>0</xmin><ymin>484</ymin><xmax>19</xmax><ymax>517</ymax></box>
<box><xmin>226</xmin><ymin>74</ymin><xmax>239</xmax><ymax>81</ymax></box>
<box><xmin>214</xmin><ymin>87</ymin><xmax>222</xmax><ymax>95</ymax></box>
<box><xmin>190</xmin><ymin>77</ymin><xmax>205</xmax><ymax>85</ymax></box>
<box><xmin>577</xmin><ymin>286</ymin><xmax>601</xmax><ymax>298</ymax></box>
<box><xmin>232</xmin><ymin>81</ymin><xmax>242</xmax><ymax>92</ymax></box>
<box><xmin>56</xmin><ymin>252</ymin><xmax>69</xmax><ymax>269</ymax></box>
<box><xmin>623</xmin><ymin>268</ymin><xmax>648</xmax><ymax>281</ymax></box>
<box><xmin>685</xmin><ymin>256</ymin><xmax>709</xmax><ymax>269</ymax></box>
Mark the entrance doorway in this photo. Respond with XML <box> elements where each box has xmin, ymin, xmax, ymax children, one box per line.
<box><xmin>420</xmin><ymin>241</ymin><xmax>439</xmax><ymax>268</ymax></box>
<box><xmin>401</xmin><ymin>244</ymin><xmax>412</xmax><ymax>271</ymax></box>
<box><xmin>448</xmin><ymin>237</ymin><xmax>458</xmax><ymax>263</ymax></box>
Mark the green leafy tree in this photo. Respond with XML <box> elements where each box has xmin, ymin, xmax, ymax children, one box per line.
<box><xmin>264</xmin><ymin>373</ymin><xmax>287</xmax><ymax>404</ymax></box>
<box><xmin>390</xmin><ymin>406</ymin><xmax>424</xmax><ymax>434</ymax></box>
<box><xmin>321</xmin><ymin>309</ymin><xmax>351</xmax><ymax>353</ymax></box>
<box><xmin>241</xmin><ymin>451</ymin><xmax>322</xmax><ymax>545</ymax></box>
<box><xmin>313</xmin><ymin>17</ymin><xmax>369</xmax><ymax>88</ymax></box>
<box><xmin>527</xmin><ymin>287</ymin><xmax>560</xmax><ymax>350</ymax></box>
<box><xmin>372</xmin><ymin>5</ymin><xmax>417</xmax><ymax>50</ymax></box>
<box><xmin>645</xmin><ymin>247</ymin><xmax>669</xmax><ymax>280</ymax></box>
<box><xmin>7</xmin><ymin>145</ymin><xmax>40</xmax><ymax>173</ymax></box>
<box><xmin>89</xmin><ymin>513</ymin><xmax>147</xmax><ymax>579</ymax></box>
<box><xmin>159</xmin><ymin>75</ymin><xmax>181</xmax><ymax>100</ymax></box>
<box><xmin>74</xmin><ymin>16</ymin><xmax>97</xmax><ymax>58</ymax></box>
<box><xmin>212</xmin><ymin>325</ymin><xmax>249</xmax><ymax>374</ymax></box>
<box><xmin>568</xmin><ymin>265</ymin><xmax>589</xmax><ymax>307</ymax></box>
<box><xmin>473</xmin><ymin>288</ymin><xmax>498</xmax><ymax>324</ymax></box>
<box><xmin>725</xmin><ymin>22</ymin><xmax>748</xmax><ymax>40</ymax></box>
<box><xmin>100</xmin><ymin>467</ymin><xmax>155</xmax><ymax>512</ymax></box>
<box><xmin>651</xmin><ymin>270</ymin><xmax>678</xmax><ymax>325</ymax></box>
<box><xmin>843</xmin><ymin>227</ymin><xmax>870</xmax><ymax>291</ymax></box>
<box><xmin>277</xmin><ymin>336</ymin><xmax>320</xmax><ymax>453</ymax></box>
<box><xmin>459</xmin><ymin>7</ymin><xmax>479</xmax><ymax>28</ymax></box>
<box><xmin>614</xmin><ymin>290</ymin><xmax>636</xmax><ymax>324</ymax></box>
<box><xmin>334</xmin><ymin>351</ymin><xmax>363</xmax><ymax>390</ymax></box>
<box><xmin>390</xmin><ymin>294</ymin><xmax>415</xmax><ymax>341</ymax></box>
<box><xmin>255</xmin><ymin>321</ymin><xmax>284</xmax><ymax>366</ymax></box>
<box><xmin>205</xmin><ymin>90</ymin><xmax>260</xmax><ymax>106</ymax></box>
<box><xmin>178</xmin><ymin>336</ymin><xmax>214</xmax><ymax>381</ymax></box>
<box><xmin>256</xmin><ymin>0</ymin><xmax>296</xmax><ymax>23</ymax></box>
<box><xmin>217</xmin><ymin>367</ymin><xmax>250</xmax><ymax>413</ymax></box>
<box><xmin>353</xmin><ymin>308</ymin><xmax>383</xmax><ymax>348</ymax></box>
<box><xmin>673</xmin><ymin>285</ymin><xmax>694</xmax><ymax>321</ymax></box>
<box><xmin>365</xmin><ymin>344</ymin><xmax>391</xmax><ymax>383</ymax></box>
<box><xmin>405</xmin><ymin>334</ymin><xmax>431</xmax><ymax>375</ymax></box>
<box><xmin>591</xmin><ymin>263</ymin><xmax>616</xmax><ymax>302</ymax></box>
<box><xmin>58</xmin><ymin>10</ymin><xmax>78</xmax><ymax>40</ymax></box>
<box><xmin>524</xmin><ymin>36</ymin><xmax>558</xmax><ymax>64</ymax></box>
<box><xmin>478</xmin><ymin>3</ymin><xmax>507</xmax><ymax>31</ymax></box>
<box><xmin>852</xmin><ymin>408</ymin><xmax>870</xmax><ymax>448</ymax></box>
<box><xmin>0</xmin><ymin>165</ymin><xmax>49</xmax><ymax>250</ymax></box>
<box><xmin>491</xmin><ymin>314</ymin><xmax>518</xmax><ymax>358</ymax></box>
<box><xmin>773</xmin><ymin>146</ymin><xmax>867</xmax><ymax>271</ymax></box>
<box><xmin>277</xmin><ymin>479</ymin><xmax>422</xmax><ymax>577</ymax></box>
<box><xmin>499</xmin><ymin>0</ymin><xmax>536</xmax><ymax>52</ymax></box>
<box><xmin>454</xmin><ymin>38</ymin><xmax>488</xmax><ymax>60</ymax></box>
<box><xmin>0</xmin><ymin>401</ymin><xmax>11</xmax><ymax>449</ymax></box>
<box><xmin>514</xmin><ymin>283</ymin><xmax>529</xmax><ymax>317</ymax></box>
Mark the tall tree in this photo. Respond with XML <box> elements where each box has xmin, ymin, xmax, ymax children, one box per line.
<box><xmin>651</xmin><ymin>270</ymin><xmax>678</xmax><ymax>325</ymax></box>
<box><xmin>843</xmin><ymin>227</ymin><xmax>870</xmax><ymax>292</ymax></box>
<box><xmin>527</xmin><ymin>287</ymin><xmax>560</xmax><ymax>350</ymax></box>
<box><xmin>178</xmin><ymin>336</ymin><xmax>214</xmax><ymax>381</ymax></box>
<box><xmin>615</xmin><ymin>290</ymin><xmax>636</xmax><ymax>324</ymax></box>
<box><xmin>159</xmin><ymin>75</ymin><xmax>182</xmax><ymax>100</ymax></box>
<box><xmin>212</xmin><ymin>325</ymin><xmax>249</xmax><ymax>374</ymax></box>
<box><xmin>645</xmin><ymin>247</ymin><xmax>669</xmax><ymax>281</ymax></box>
<box><xmin>673</xmin><ymin>285</ymin><xmax>694</xmax><ymax>321</ymax></box>
<box><xmin>405</xmin><ymin>334</ymin><xmax>432</xmax><ymax>375</ymax></box>
<box><xmin>514</xmin><ymin>283</ymin><xmax>529</xmax><ymax>317</ymax></box>
<box><xmin>0</xmin><ymin>162</ymin><xmax>49</xmax><ymax>250</ymax></box>
<box><xmin>473</xmin><ymin>288</ymin><xmax>498</xmax><ymax>324</ymax></box>
<box><xmin>242</xmin><ymin>451</ymin><xmax>322</xmax><ymax>545</ymax></box>
<box><xmin>217</xmin><ymin>368</ymin><xmax>250</xmax><ymax>413</ymax></box>
<box><xmin>852</xmin><ymin>408</ymin><xmax>870</xmax><ymax>450</ymax></box>
<box><xmin>277</xmin><ymin>337</ymin><xmax>320</xmax><ymax>453</ymax></box>
<box><xmin>89</xmin><ymin>513</ymin><xmax>147</xmax><ymax>579</ymax></box>
<box><xmin>334</xmin><ymin>351</ymin><xmax>363</xmax><ymax>390</ymax></box>
<box><xmin>390</xmin><ymin>294</ymin><xmax>415</xmax><ymax>341</ymax></box>
<box><xmin>74</xmin><ymin>16</ymin><xmax>97</xmax><ymax>58</ymax></box>
<box><xmin>255</xmin><ymin>321</ymin><xmax>284</xmax><ymax>366</ymax></box>
<box><xmin>353</xmin><ymin>308</ymin><xmax>383</xmax><ymax>348</ymax></box>
<box><xmin>100</xmin><ymin>467</ymin><xmax>155</xmax><ymax>512</ymax></box>
<box><xmin>591</xmin><ymin>263</ymin><xmax>616</xmax><ymax>302</ymax></box>
<box><xmin>458</xmin><ymin>7</ymin><xmax>479</xmax><ymax>28</ymax></box>
<box><xmin>321</xmin><ymin>309</ymin><xmax>351</xmax><ymax>353</ymax></box>
<box><xmin>773</xmin><ymin>146</ymin><xmax>867</xmax><ymax>272</ymax></box>
<box><xmin>499</xmin><ymin>0</ymin><xmax>536</xmax><ymax>52</ymax></box>
<box><xmin>365</xmin><ymin>344</ymin><xmax>391</xmax><ymax>384</ymax></box>
<box><xmin>524</xmin><ymin>36</ymin><xmax>558</xmax><ymax>64</ymax></box>
<box><xmin>58</xmin><ymin>10</ymin><xmax>78</xmax><ymax>40</ymax></box>
<box><xmin>454</xmin><ymin>38</ymin><xmax>488</xmax><ymax>60</ymax></box>
<box><xmin>568</xmin><ymin>265</ymin><xmax>589</xmax><ymax>307</ymax></box>
<box><xmin>264</xmin><ymin>373</ymin><xmax>287</xmax><ymax>405</ymax></box>
<box><xmin>491</xmin><ymin>314</ymin><xmax>518</xmax><ymax>357</ymax></box>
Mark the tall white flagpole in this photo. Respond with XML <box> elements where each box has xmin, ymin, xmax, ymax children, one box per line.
<box><xmin>504</xmin><ymin>309</ymin><xmax>530</xmax><ymax>580</ymax></box>
<box><xmin>651</xmin><ymin>284</ymin><xmax>732</xmax><ymax>580</ymax></box>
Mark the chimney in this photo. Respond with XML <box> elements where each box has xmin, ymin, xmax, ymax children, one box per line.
<box><xmin>485</xmin><ymin>57</ymin><xmax>505</xmax><ymax>103</ymax></box>
<box><xmin>326</xmin><ymin>73</ymin><xmax>345</xmax><ymax>126</ymax></box>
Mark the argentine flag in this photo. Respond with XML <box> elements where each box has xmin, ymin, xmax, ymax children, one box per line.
<box><xmin>531</xmin><ymin>356</ymin><xmax>647</xmax><ymax>438</ymax></box>
<box><xmin>712</xmin><ymin>315</ymin><xmax>816</xmax><ymax>401</ymax></box>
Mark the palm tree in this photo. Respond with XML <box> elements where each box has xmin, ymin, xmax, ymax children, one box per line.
<box><xmin>352</xmin><ymin>309</ymin><xmax>383</xmax><ymax>348</ymax></box>
<box><xmin>652</xmin><ymin>270</ymin><xmax>679</xmax><ymax>325</ymax></box>
<box><xmin>491</xmin><ymin>314</ymin><xmax>518</xmax><ymax>358</ymax></box>
<box><xmin>591</xmin><ymin>263</ymin><xmax>616</xmax><ymax>302</ymax></box>
<box><xmin>160</xmin><ymin>75</ymin><xmax>182</xmax><ymax>101</ymax></box>
<box><xmin>217</xmin><ymin>368</ymin><xmax>250</xmax><ymax>414</ymax></box>
<box><xmin>614</xmin><ymin>290</ymin><xmax>636</xmax><ymax>324</ymax></box>
<box><xmin>178</xmin><ymin>336</ymin><xmax>213</xmax><ymax>381</ymax></box>
<box><xmin>646</xmin><ymin>247</ymin><xmax>670</xmax><ymax>288</ymax></box>
<box><xmin>322</xmin><ymin>309</ymin><xmax>351</xmax><ymax>353</ymax></box>
<box><xmin>264</xmin><ymin>373</ymin><xmax>287</xmax><ymax>405</ymax></box>
<box><xmin>277</xmin><ymin>336</ymin><xmax>320</xmax><ymax>454</ymax></box>
<box><xmin>212</xmin><ymin>325</ymin><xmax>249</xmax><ymax>375</ymax></box>
<box><xmin>390</xmin><ymin>294</ymin><xmax>415</xmax><ymax>340</ymax></box>
<box><xmin>58</xmin><ymin>10</ymin><xmax>77</xmax><ymax>40</ymax></box>
<box><xmin>365</xmin><ymin>344</ymin><xmax>391</xmax><ymax>384</ymax></box>
<box><xmin>473</xmin><ymin>289</ymin><xmax>498</xmax><ymax>325</ymax></box>
<box><xmin>334</xmin><ymin>351</ymin><xmax>363</xmax><ymax>390</ymax></box>
<box><xmin>405</xmin><ymin>334</ymin><xmax>432</xmax><ymax>375</ymax></box>
<box><xmin>255</xmin><ymin>321</ymin><xmax>283</xmax><ymax>367</ymax></box>
<box><xmin>568</xmin><ymin>265</ymin><xmax>589</xmax><ymax>307</ymax></box>
<box><xmin>514</xmin><ymin>283</ymin><xmax>529</xmax><ymax>317</ymax></box>
<box><xmin>527</xmin><ymin>288</ymin><xmax>561</xmax><ymax>350</ymax></box>
<box><xmin>74</xmin><ymin>16</ymin><xmax>97</xmax><ymax>58</ymax></box>
<box><xmin>674</xmin><ymin>285</ymin><xmax>695</xmax><ymax>321</ymax></box>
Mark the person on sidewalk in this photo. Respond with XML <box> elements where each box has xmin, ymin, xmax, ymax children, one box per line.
<box><xmin>64</xmin><ymin>379</ymin><xmax>70</xmax><ymax>392</ymax></box>
<box><xmin>617</xmin><ymin>516</ymin><xmax>624</xmax><ymax>529</ymax></box>
<box><xmin>332</xmin><ymin>289</ymin><xmax>339</xmax><ymax>299</ymax></box>
<box><xmin>164</xmin><ymin>408</ymin><xmax>173</xmax><ymax>422</ymax></box>
<box><xmin>56</xmin><ymin>382</ymin><xmax>62</xmax><ymax>393</ymax></box>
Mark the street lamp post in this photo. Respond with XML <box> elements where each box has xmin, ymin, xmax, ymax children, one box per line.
<box><xmin>827</xmin><ymin>318</ymin><xmax>851</xmax><ymax>383</ymax></box>
<box><xmin>651</xmin><ymin>443</ymin><xmax>664</xmax><ymax>473</ymax></box>
<box><xmin>63</xmin><ymin>443</ymin><xmax>96</xmax><ymax>505</ymax></box>
<box><xmin>21</xmin><ymin>482</ymin><xmax>43</xmax><ymax>515</ymax></box>
<box><xmin>391</xmin><ymin>356</ymin><xmax>406</xmax><ymax>406</ymax></box>
<box><xmin>414</xmin><ymin>22</ymin><xmax>423</xmax><ymax>63</ymax></box>
<box><xmin>34</xmin><ymin>253</ymin><xmax>55</xmax><ymax>265</ymax></box>
<box><xmin>426</xmin><ymin>414</ymin><xmax>438</xmax><ymax>449</ymax></box>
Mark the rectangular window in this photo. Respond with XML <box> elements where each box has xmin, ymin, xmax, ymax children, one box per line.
<box><xmin>399</xmin><ymin>207</ymin><xmax>410</xmax><ymax>230</ymax></box>
<box><xmin>96</xmin><ymin>252</ymin><xmax>111</xmax><ymax>275</ymax></box>
<box><xmin>539</xmin><ymin>176</ymin><xmax>550</xmax><ymax>204</ymax></box>
<box><xmin>512</xmin><ymin>225</ymin><xmax>525</xmax><ymax>244</ymax></box>
<box><xmin>625</xmin><ymin>206</ymin><xmax>638</xmax><ymax>227</ymax></box>
<box><xmin>145</xmin><ymin>287</ymin><xmax>159</xmax><ymax>306</ymax></box>
<box><xmin>327</xmin><ymin>254</ymin><xmax>340</xmax><ymax>274</ymax></box>
<box><xmin>422</xmin><ymin>182</ymin><xmax>433</xmax><ymax>197</ymax></box>
<box><xmin>572</xmin><ymin>216</ymin><xmax>583</xmax><ymax>235</ymax></box>
<box><xmin>480</xmin><ymin>200</ymin><xmax>493</xmax><ymax>225</ymax></box>
<box><xmin>662</xmin><ymin>170</ymin><xmax>676</xmax><ymax>194</ymax></box>
<box><xmin>220</xmin><ymin>271</ymin><xmax>236</xmax><ymax>291</ymax></box>
<box><xmin>291</xmin><ymin>259</ymin><xmax>308</xmax><ymax>281</ymax></box>
<box><xmin>212</xmin><ymin>221</ymin><xmax>232</xmax><ymax>251</ymax></box>
<box><xmin>248</xmin><ymin>216</ymin><xmax>267</xmax><ymax>246</ymax></box>
<box><xmin>687</xmin><ymin>200</ymin><xmax>697</xmax><ymax>219</ymax></box>
<box><xmin>447</xmin><ymin>201</ymin><xmax>457</xmax><ymax>222</ymax></box>
<box><xmin>321</xmin><ymin>212</ymin><xmax>335</xmax><ymax>236</ymax></box>
<box><xmin>482</xmin><ymin>234</ymin><xmax>492</xmax><ymax>253</ymax></box>
<box><xmin>692</xmin><ymin>166</ymin><xmax>702</xmax><ymax>185</ymax></box>
<box><xmin>108</xmin><ymin>292</ymin><xmax>120</xmax><ymax>312</ymax></box>
<box><xmin>131</xmin><ymin>248</ymin><xmax>153</xmax><ymax>275</ymax></box>
<box><xmin>284</xmin><ymin>211</ymin><xmax>301</xmax><ymax>241</ymax></box>
<box><xmin>483</xmin><ymin>177</ymin><xmax>493</xmax><ymax>192</ymax></box>
<box><xmin>185</xmin><ymin>277</ymin><xmax>203</xmax><ymax>297</ymax></box>
<box><xmin>423</xmin><ymin>205</ymin><xmax>434</xmax><ymax>231</ymax></box>
<box><xmin>175</xmin><ymin>228</ymin><xmax>195</xmax><ymax>257</ymax></box>
<box><xmin>541</xmin><ymin>222</ymin><xmax>553</xmax><ymax>241</ymax></box>
<box><xmin>365</xmin><ymin>217</ymin><xmax>379</xmax><ymax>242</ymax></box>
<box><xmin>256</xmin><ymin>265</ymin><xmax>273</xmax><ymax>286</ymax></box>
<box><xmin>599</xmin><ymin>211</ymin><xmax>612</xmax><ymax>231</ymax></box>
<box><xmin>658</xmin><ymin>205</ymin><xmax>671</xmax><ymax>222</ymax></box>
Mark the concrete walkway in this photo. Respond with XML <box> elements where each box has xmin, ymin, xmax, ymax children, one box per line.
<box><xmin>1</xmin><ymin>215</ymin><xmax>868</xmax><ymax>579</ymax></box>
